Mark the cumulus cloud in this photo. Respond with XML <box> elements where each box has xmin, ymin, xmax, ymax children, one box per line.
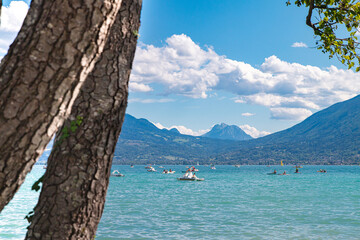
<box><xmin>131</xmin><ymin>34</ymin><xmax>219</xmax><ymax>98</ymax></box>
<box><xmin>129</xmin><ymin>82</ymin><xmax>153</xmax><ymax>92</ymax></box>
<box><xmin>0</xmin><ymin>1</ymin><xmax>29</xmax><ymax>57</ymax></box>
<box><xmin>239</xmin><ymin>124</ymin><xmax>271</xmax><ymax>138</ymax></box>
<box><xmin>242</xmin><ymin>112</ymin><xmax>255</xmax><ymax>117</ymax></box>
<box><xmin>154</xmin><ymin>122</ymin><xmax>209</xmax><ymax>136</ymax></box>
<box><xmin>291</xmin><ymin>42</ymin><xmax>308</xmax><ymax>48</ymax></box>
<box><xmin>131</xmin><ymin>34</ymin><xmax>360</xmax><ymax>120</ymax></box>
<box><xmin>1</xmin><ymin>1</ymin><xmax>29</xmax><ymax>32</ymax></box>
<box><xmin>171</xmin><ymin>125</ymin><xmax>209</xmax><ymax>136</ymax></box>
<box><xmin>153</xmin><ymin>122</ymin><xmax>167</xmax><ymax>129</ymax></box>
<box><xmin>270</xmin><ymin>107</ymin><xmax>313</xmax><ymax>121</ymax></box>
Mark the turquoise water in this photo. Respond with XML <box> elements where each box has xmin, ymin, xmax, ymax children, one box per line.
<box><xmin>1</xmin><ymin>165</ymin><xmax>360</xmax><ymax>239</ymax></box>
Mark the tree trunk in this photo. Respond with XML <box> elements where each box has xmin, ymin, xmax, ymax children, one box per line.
<box><xmin>0</xmin><ymin>0</ymin><xmax>123</xmax><ymax>211</ymax></box>
<box><xmin>26</xmin><ymin>0</ymin><xmax>142</xmax><ymax>238</ymax></box>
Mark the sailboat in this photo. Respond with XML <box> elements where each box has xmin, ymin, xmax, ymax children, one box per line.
<box><xmin>281</xmin><ymin>160</ymin><xmax>284</xmax><ymax>166</ymax></box>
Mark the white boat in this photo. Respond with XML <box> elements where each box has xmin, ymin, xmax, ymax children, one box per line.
<box><xmin>159</xmin><ymin>166</ymin><xmax>164</xmax><ymax>168</ymax></box>
<box><xmin>210</xmin><ymin>164</ymin><xmax>216</xmax><ymax>170</ymax></box>
<box><xmin>234</xmin><ymin>164</ymin><xmax>241</xmax><ymax>168</ymax></box>
<box><xmin>111</xmin><ymin>170</ymin><xmax>124</xmax><ymax>177</ymax></box>
<box><xmin>162</xmin><ymin>169</ymin><xmax>175</xmax><ymax>174</ymax></box>
<box><xmin>177</xmin><ymin>172</ymin><xmax>204</xmax><ymax>181</ymax></box>
<box><xmin>147</xmin><ymin>166</ymin><xmax>156</xmax><ymax>172</ymax></box>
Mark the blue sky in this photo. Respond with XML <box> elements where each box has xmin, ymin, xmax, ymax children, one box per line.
<box><xmin>2</xmin><ymin>0</ymin><xmax>360</xmax><ymax>137</ymax></box>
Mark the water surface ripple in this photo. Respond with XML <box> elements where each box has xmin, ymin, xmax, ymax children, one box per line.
<box><xmin>1</xmin><ymin>165</ymin><xmax>359</xmax><ymax>239</ymax></box>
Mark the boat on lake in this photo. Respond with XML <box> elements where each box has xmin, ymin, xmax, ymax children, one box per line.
<box><xmin>111</xmin><ymin>170</ymin><xmax>124</xmax><ymax>177</ymax></box>
<box><xmin>145</xmin><ymin>165</ymin><xmax>152</xmax><ymax>169</ymax></box>
<box><xmin>147</xmin><ymin>166</ymin><xmax>156</xmax><ymax>172</ymax></box>
<box><xmin>177</xmin><ymin>171</ymin><xmax>204</xmax><ymax>181</ymax></box>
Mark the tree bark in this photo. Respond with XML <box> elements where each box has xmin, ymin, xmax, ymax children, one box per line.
<box><xmin>0</xmin><ymin>0</ymin><xmax>123</xmax><ymax>211</ymax></box>
<box><xmin>26</xmin><ymin>0</ymin><xmax>142</xmax><ymax>238</ymax></box>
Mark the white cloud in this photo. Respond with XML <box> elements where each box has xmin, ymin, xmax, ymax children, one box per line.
<box><xmin>129</xmin><ymin>82</ymin><xmax>153</xmax><ymax>92</ymax></box>
<box><xmin>154</xmin><ymin>122</ymin><xmax>209</xmax><ymax>136</ymax></box>
<box><xmin>356</xmin><ymin>29</ymin><xmax>360</xmax><ymax>36</ymax></box>
<box><xmin>170</xmin><ymin>125</ymin><xmax>209</xmax><ymax>136</ymax></box>
<box><xmin>0</xmin><ymin>48</ymin><xmax>7</xmax><ymax>54</ymax></box>
<box><xmin>131</xmin><ymin>34</ymin><xmax>219</xmax><ymax>98</ymax></box>
<box><xmin>131</xmin><ymin>34</ymin><xmax>360</xmax><ymax>120</ymax></box>
<box><xmin>270</xmin><ymin>107</ymin><xmax>313</xmax><ymax>121</ymax></box>
<box><xmin>128</xmin><ymin>98</ymin><xmax>174</xmax><ymax>104</ymax></box>
<box><xmin>239</xmin><ymin>124</ymin><xmax>271</xmax><ymax>138</ymax></box>
<box><xmin>1</xmin><ymin>1</ymin><xmax>29</xmax><ymax>32</ymax></box>
<box><xmin>234</xmin><ymin>99</ymin><xmax>245</xmax><ymax>103</ymax></box>
<box><xmin>153</xmin><ymin>122</ymin><xmax>166</xmax><ymax>129</ymax></box>
<box><xmin>291</xmin><ymin>42</ymin><xmax>308</xmax><ymax>48</ymax></box>
<box><xmin>242</xmin><ymin>112</ymin><xmax>255</xmax><ymax>117</ymax></box>
<box><xmin>0</xmin><ymin>1</ymin><xmax>29</xmax><ymax>57</ymax></box>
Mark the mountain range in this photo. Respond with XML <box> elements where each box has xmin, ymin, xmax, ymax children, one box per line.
<box><xmin>113</xmin><ymin>114</ymin><xmax>238</xmax><ymax>165</ymax></box>
<box><xmin>112</xmin><ymin>95</ymin><xmax>360</xmax><ymax>165</ymax></box>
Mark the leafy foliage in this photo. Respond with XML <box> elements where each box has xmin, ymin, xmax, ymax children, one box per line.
<box><xmin>54</xmin><ymin>116</ymin><xmax>83</xmax><ymax>147</ymax></box>
<box><xmin>287</xmin><ymin>0</ymin><xmax>360</xmax><ymax>71</ymax></box>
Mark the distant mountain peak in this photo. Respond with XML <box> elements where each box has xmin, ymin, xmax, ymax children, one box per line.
<box><xmin>202</xmin><ymin>123</ymin><xmax>252</xmax><ymax>141</ymax></box>
<box><xmin>169</xmin><ymin>128</ymin><xmax>180</xmax><ymax>134</ymax></box>
<box><xmin>217</xmin><ymin>123</ymin><xmax>228</xmax><ymax>128</ymax></box>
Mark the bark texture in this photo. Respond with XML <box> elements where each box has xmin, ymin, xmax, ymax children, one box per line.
<box><xmin>0</xmin><ymin>0</ymin><xmax>123</xmax><ymax>211</ymax></box>
<box><xmin>26</xmin><ymin>0</ymin><xmax>142</xmax><ymax>238</ymax></box>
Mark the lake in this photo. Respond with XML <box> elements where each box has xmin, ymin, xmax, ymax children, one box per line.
<box><xmin>1</xmin><ymin>165</ymin><xmax>359</xmax><ymax>239</ymax></box>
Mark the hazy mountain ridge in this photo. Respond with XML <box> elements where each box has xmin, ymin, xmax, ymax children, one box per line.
<box><xmin>212</xmin><ymin>95</ymin><xmax>360</xmax><ymax>165</ymax></box>
<box><xmin>114</xmin><ymin>95</ymin><xmax>360</xmax><ymax>165</ymax></box>
<box><xmin>114</xmin><ymin>114</ymin><xmax>239</xmax><ymax>165</ymax></box>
